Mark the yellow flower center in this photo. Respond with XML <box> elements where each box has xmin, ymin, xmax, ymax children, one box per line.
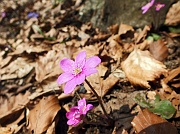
<box><xmin>73</xmin><ymin>67</ymin><xmax>82</xmax><ymax>75</ymax></box>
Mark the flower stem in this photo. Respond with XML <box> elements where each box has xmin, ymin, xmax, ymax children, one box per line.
<box><xmin>85</xmin><ymin>79</ymin><xmax>114</xmax><ymax>125</ymax></box>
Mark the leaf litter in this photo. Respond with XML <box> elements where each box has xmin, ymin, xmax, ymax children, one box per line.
<box><xmin>0</xmin><ymin>0</ymin><xmax>180</xmax><ymax>133</ymax></box>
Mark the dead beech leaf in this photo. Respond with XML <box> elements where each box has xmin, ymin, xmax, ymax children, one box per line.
<box><xmin>149</xmin><ymin>39</ymin><xmax>168</xmax><ymax>62</ymax></box>
<box><xmin>163</xmin><ymin>66</ymin><xmax>180</xmax><ymax>84</ymax></box>
<box><xmin>0</xmin><ymin>57</ymin><xmax>34</xmax><ymax>80</ymax></box>
<box><xmin>27</xmin><ymin>95</ymin><xmax>61</xmax><ymax>134</ymax></box>
<box><xmin>0</xmin><ymin>91</ymin><xmax>30</xmax><ymax>126</ymax></box>
<box><xmin>121</xmin><ymin>48</ymin><xmax>168</xmax><ymax>88</ymax></box>
<box><xmin>35</xmin><ymin>48</ymin><xmax>68</xmax><ymax>82</ymax></box>
<box><xmin>118</xmin><ymin>23</ymin><xmax>134</xmax><ymax>36</ymax></box>
<box><xmin>165</xmin><ymin>1</ymin><xmax>180</xmax><ymax>26</ymax></box>
<box><xmin>132</xmin><ymin>109</ymin><xmax>178</xmax><ymax>134</ymax></box>
<box><xmin>135</xmin><ymin>25</ymin><xmax>150</xmax><ymax>44</ymax></box>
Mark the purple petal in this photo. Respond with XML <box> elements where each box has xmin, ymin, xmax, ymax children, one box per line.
<box><xmin>75</xmin><ymin>73</ymin><xmax>85</xmax><ymax>85</ymax></box>
<box><xmin>67</xmin><ymin>119</ymin><xmax>75</xmax><ymax>125</ymax></box>
<box><xmin>83</xmin><ymin>68</ymin><xmax>98</xmax><ymax>76</ymax></box>
<box><xmin>86</xmin><ymin>104</ymin><xmax>93</xmax><ymax>111</ymax></box>
<box><xmin>57</xmin><ymin>73</ymin><xmax>74</xmax><ymax>85</ymax></box>
<box><xmin>60</xmin><ymin>58</ymin><xmax>74</xmax><ymax>72</ymax></box>
<box><xmin>78</xmin><ymin>98</ymin><xmax>86</xmax><ymax>107</ymax></box>
<box><xmin>75</xmin><ymin>51</ymin><xmax>86</xmax><ymax>65</ymax></box>
<box><xmin>85</xmin><ymin>56</ymin><xmax>101</xmax><ymax>68</ymax></box>
<box><xmin>66</xmin><ymin>111</ymin><xmax>74</xmax><ymax>119</ymax></box>
<box><xmin>64</xmin><ymin>78</ymin><xmax>77</xmax><ymax>94</ymax></box>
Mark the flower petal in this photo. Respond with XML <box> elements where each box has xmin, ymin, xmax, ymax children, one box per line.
<box><xmin>75</xmin><ymin>51</ymin><xmax>86</xmax><ymax>65</ymax></box>
<box><xmin>75</xmin><ymin>73</ymin><xmax>85</xmax><ymax>85</ymax></box>
<box><xmin>86</xmin><ymin>104</ymin><xmax>93</xmax><ymax>111</ymax></box>
<box><xmin>85</xmin><ymin>56</ymin><xmax>101</xmax><ymax>68</ymax></box>
<box><xmin>57</xmin><ymin>73</ymin><xmax>74</xmax><ymax>85</ymax></box>
<box><xmin>83</xmin><ymin>68</ymin><xmax>98</xmax><ymax>76</ymax></box>
<box><xmin>64</xmin><ymin>78</ymin><xmax>77</xmax><ymax>94</ymax></box>
<box><xmin>60</xmin><ymin>58</ymin><xmax>74</xmax><ymax>72</ymax></box>
<box><xmin>67</xmin><ymin>119</ymin><xmax>75</xmax><ymax>125</ymax></box>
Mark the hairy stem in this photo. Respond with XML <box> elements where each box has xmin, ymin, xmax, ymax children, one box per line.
<box><xmin>85</xmin><ymin>79</ymin><xmax>113</xmax><ymax>125</ymax></box>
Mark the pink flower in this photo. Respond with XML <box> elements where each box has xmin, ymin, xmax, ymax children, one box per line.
<box><xmin>78</xmin><ymin>98</ymin><xmax>94</xmax><ymax>115</ymax></box>
<box><xmin>57</xmin><ymin>51</ymin><xmax>101</xmax><ymax>94</ymax></box>
<box><xmin>66</xmin><ymin>98</ymin><xmax>93</xmax><ymax>126</ymax></box>
<box><xmin>66</xmin><ymin>107</ymin><xmax>82</xmax><ymax>126</ymax></box>
<box><xmin>141</xmin><ymin>0</ymin><xmax>155</xmax><ymax>14</ymax></box>
<box><xmin>155</xmin><ymin>3</ymin><xmax>165</xmax><ymax>11</ymax></box>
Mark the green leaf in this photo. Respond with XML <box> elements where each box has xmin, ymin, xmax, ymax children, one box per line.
<box><xmin>169</xmin><ymin>27</ymin><xmax>180</xmax><ymax>34</ymax></box>
<box><xmin>151</xmin><ymin>33</ymin><xmax>161</xmax><ymax>41</ymax></box>
<box><xmin>149</xmin><ymin>100</ymin><xmax>176</xmax><ymax>119</ymax></box>
<box><xmin>134</xmin><ymin>93</ymin><xmax>151</xmax><ymax>108</ymax></box>
<box><xmin>147</xmin><ymin>36</ymin><xmax>154</xmax><ymax>41</ymax></box>
<box><xmin>32</xmin><ymin>24</ymin><xmax>44</xmax><ymax>35</ymax></box>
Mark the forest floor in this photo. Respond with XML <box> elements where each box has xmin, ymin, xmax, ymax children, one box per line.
<box><xmin>0</xmin><ymin>0</ymin><xmax>180</xmax><ymax>134</ymax></box>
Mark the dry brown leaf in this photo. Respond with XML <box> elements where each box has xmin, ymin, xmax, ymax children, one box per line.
<box><xmin>135</xmin><ymin>25</ymin><xmax>150</xmax><ymax>44</ymax></box>
<box><xmin>0</xmin><ymin>126</ymin><xmax>14</xmax><ymax>134</ymax></box>
<box><xmin>27</xmin><ymin>95</ymin><xmax>61</xmax><ymax>134</ymax></box>
<box><xmin>0</xmin><ymin>91</ymin><xmax>30</xmax><ymax>126</ymax></box>
<box><xmin>84</xmin><ymin>64</ymin><xmax>118</xmax><ymax>97</ymax></box>
<box><xmin>149</xmin><ymin>39</ymin><xmax>168</xmax><ymax>62</ymax></box>
<box><xmin>157</xmin><ymin>81</ymin><xmax>180</xmax><ymax>118</ymax></box>
<box><xmin>35</xmin><ymin>47</ymin><xmax>69</xmax><ymax>82</ymax></box>
<box><xmin>132</xmin><ymin>109</ymin><xmax>178</xmax><ymax>134</ymax></box>
<box><xmin>0</xmin><ymin>57</ymin><xmax>34</xmax><ymax>80</ymax></box>
<box><xmin>121</xmin><ymin>48</ymin><xmax>168</xmax><ymax>88</ymax></box>
<box><xmin>106</xmin><ymin>34</ymin><xmax>123</xmax><ymax>60</ymax></box>
<box><xmin>118</xmin><ymin>23</ymin><xmax>134</xmax><ymax>36</ymax></box>
<box><xmin>163</xmin><ymin>66</ymin><xmax>180</xmax><ymax>84</ymax></box>
<box><xmin>165</xmin><ymin>1</ymin><xmax>180</xmax><ymax>26</ymax></box>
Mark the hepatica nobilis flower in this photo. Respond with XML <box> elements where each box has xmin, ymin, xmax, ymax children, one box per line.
<box><xmin>141</xmin><ymin>0</ymin><xmax>165</xmax><ymax>14</ymax></box>
<box><xmin>57</xmin><ymin>51</ymin><xmax>101</xmax><ymax>94</ymax></box>
<box><xmin>66</xmin><ymin>98</ymin><xmax>93</xmax><ymax>126</ymax></box>
<box><xmin>155</xmin><ymin>3</ymin><xmax>165</xmax><ymax>11</ymax></box>
<box><xmin>141</xmin><ymin>0</ymin><xmax>155</xmax><ymax>14</ymax></box>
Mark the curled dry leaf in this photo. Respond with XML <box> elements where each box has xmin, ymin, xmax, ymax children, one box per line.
<box><xmin>165</xmin><ymin>1</ymin><xmax>180</xmax><ymax>26</ymax></box>
<box><xmin>135</xmin><ymin>25</ymin><xmax>150</xmax><ymax>44</ymax></box>
<box><xmin>35</xmin><ymin>48</ymin><xmax>69</xmax><ymax>82</ymax></box>
<box><xmin>27</xmin><ymin>95</ymin><xmax>61</xmax><ymax>134</ymax></box>
<box><xmin>118</xmin><ymin>23</ymin><xmax>134</xmax><ymax>36</ymax></box>
<box><xmin>149</xmin><ymin>39</ymin><xmax>168</xmax><ymax>62</ymax></box>
<box><xmin>0</xmin><ymin>57</ymin><xmax>35</xmax><ymax>80</ymax></box>
<box><xmin>121</xmin><ymin>48</ymin><xmax>168</xmax><ymax>88</ymax></box>
<box><xmin>132</xmin><ymin>109</ymin><xmax>178</xmax><ymax>134</ymax></box>
<box><xmin>163</xmin><ymin>66</ymin><xmax>180</xmax><ymax>88</ymax></box>
<box><xmin>0</xmin><ymin>91</ymin><xmax>30</xmax><ymax>126</ymax></box>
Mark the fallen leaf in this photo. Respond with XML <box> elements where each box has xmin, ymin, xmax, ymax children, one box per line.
<box><xmin>163</xmin><ymin>66</ymin><xmax>180</xmax><ymax>85</ymax></box>
<box><xmin>0</xmin><ymin>57</ymin><xmax>35</xmax><ymax>80</ymax></box>
<box><xmin>0</xmin><ymin>91</ymin><xmax>30</xmax><ymax>126</ymax></box>
<box><xmin>121</xmin><ymin>48</ymin><xmax>168</xmax><ymax>88</ymax></box>
<box><xmin>135</xmin><ymin>25</ymin><xmax>150</xmax><ymax>43</ymax></box>
<box><xmin>165</xmin><ymin>1</ymin><xmax>180</xmax><ymax>26</ymax></box>
<box><xmin>27</xmin><ymin>95</ymin><xmax>61</xmax><ymax>134</ymax></box>
<box><xmin>149</xmin><ymin>39</ymin><xmax>168</xmax><ymax>62</ymax></box>
<box><xmin>118</xmin><ymin>23</ymin><xmax>134</xmax><ymax>36</ymax></box>
<box><xmin>131</xmin><ymin>109</ymin><xmax>178</xmax><ymax>134</ymax></box>
<box><xmin>35</xmin><ymin>47</ymin><xmax>69</xmax><ymax>82</ymax></box>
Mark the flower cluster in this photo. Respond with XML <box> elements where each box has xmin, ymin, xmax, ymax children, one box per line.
<box><xmin>66</xmin><ymin>98</ymin><xmax>93</xmax><ymax>126</ymax></box>
<box><xmin>141</xmin><ymin>0</ymin><xmax>165</xmax><ymax>14</ymax></box>
<box><xmin>57</xmin><ymin>51</ymin><xmax>101</xmax><ymax>94</ymax></box>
